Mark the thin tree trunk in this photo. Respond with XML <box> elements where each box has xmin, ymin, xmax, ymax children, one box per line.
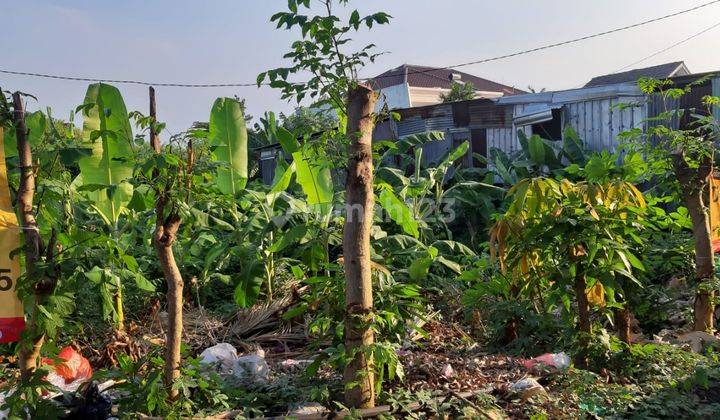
<box><xmin>343</xmin><ymin>83</ymin><xmax>377</xmax><ymax>409</ymax></box>
<box><xmin>574</xmin><ymin>268</ymin><xmax>591</xmax><ymax>367</ymax></box>
<box><xmin>149</xmin><ymin>87</ymin><xmax>184</xmax><ymax>401</ymax></box>
<box><xmin>615</xmin><ymin>306</ymin><xmax>632</xmax><ymax>345</ymax></box>
<box><xmin>574</xmin><ymin>275</ymin><xmax>592</xmax><ymax>336</ymax></box>
<box><xmin>673</xmin><ymin>152</ymin><xmax>715</xmax><ymax>332</ymax></box>
<box><xmin>13</xmin><ymin>92</ymin><xmax>45</xmax><ymax>380</ymax></box>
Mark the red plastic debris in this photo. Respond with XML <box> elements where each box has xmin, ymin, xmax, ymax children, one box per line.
<box><xmin>522</xmin><ymin>352</ymin><xmax>570</xmax><ymax>370</ymax></box>
<box><xmin>42</xmin><ymin>346</ymin><xmax>93</xmax><ymax>384</ymax></box>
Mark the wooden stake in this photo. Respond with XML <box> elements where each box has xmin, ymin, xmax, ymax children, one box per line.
<box><xmin>149</xmin><ymin>87</ymin><xmax>161</xmax><ymax>153</ymax></box>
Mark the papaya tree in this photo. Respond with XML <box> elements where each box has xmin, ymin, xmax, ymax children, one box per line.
<box><xmin>622</xmin><ymin>77</ymin><xmax>720</xmax><ymax>331</ymax></box>
<box><xmin>259</xmin><ymin>0</ymin><xmax>390</xmax><ymax>408</ymax></box>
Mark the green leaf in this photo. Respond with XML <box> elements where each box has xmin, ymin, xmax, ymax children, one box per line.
<box><xmin>58</xmin><ymin>146</ymin><xmax>93</xmax><ymax>166</ymax></box>
<box><xmin>408</xmin><ymin>257</ymin><xmax>433</xmax><ymax>281</ymax></box>
<box><xmin>4</xmin><ymin>110</ymin><xmax>47</xmax><ymax>158</ymax></box>
<box><xmin>78</xmin><ymin>83</ymin><xmax>134</xmax><ymax>226</ymax></box>
<box><xmin>270</xmin><ymin>161</ymin><xmax>296</xmax><ymax>195</ymax></box>
<box><xmin>268</xmin><ymin>224</ymin><xmax>309</xmax><ymax>253</ymax></box>
<box><xmin>292</xmin><ymin>149</ymin><xmax>333</xmax><ymax>209</ymax></box>
<box><xmin>444</xmin><ymin>140</ymin><xmax>469</xmax><ymax>164</ymax></box>
<box><xmin>209</xmin><ymin>97</ymin><xmax>248</xmax><ymax>196</ymax></box>
<box><xmin>134</xmin><ymin>273</ymin><xmax>156</xmax><ymax>292</ymax></box>
<box><xmin>562</xmin><ymin>126</ymin><xmax>585</xmax><ymax>164</ymax></box>
<box><xmin>276</xmin><ymin>126</ymin><xmax>300</xmax><ymax>154</ymax></box>
<box><xmin>624</xmin><ymin>250</ymin><xmax>645</xmax><ymax>271</ymax></box>
<box><xmin>234</xmin><ymin>257</ymin><xmax>264</xmax><ymax>308</ymax></box>
<box><xmin>436</xmin><ymin>256</ymin><xmax>462</xmax><ymax>274</ymax></box>
<box><xmin>527</xmin><ymin>135</ymin><xmax>546</xmax><ymax>165</ymax></box>
<box><xmin>378</xmin><ymin>189</ymin><xmax>419</xmax><ymax>238</ymax></box>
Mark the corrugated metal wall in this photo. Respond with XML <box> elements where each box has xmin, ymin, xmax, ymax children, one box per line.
<box><xmin>397</xmin><ymin>115</ymin><xmax>426</xmax><ymax>137</ymax></box>
<box><xmin>487</xmin><ymin>98</ymin><xmax>647</xmax><ymax>156</ymax></box>
<box><xmin>424</xmin><ymin>104</ymin><xmax>455</xmax><ymax>132</ymax></box>
<box><xmin>564</xmin><ymin>97</ymin><xmax>645</xmax><ymax>152</ymax></box>
<box><xmin>487</xmin><ymin>128</ymin><xmax>517</xmax><ymax>154</ymax></box>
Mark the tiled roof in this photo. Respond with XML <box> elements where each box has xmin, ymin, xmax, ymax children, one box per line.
<box><xmin>369</xmin><ymin>64</ymin><xmax>524</xmax><ymax>95</ymax></box>
<box><xmin>584</xmin><ymin>61</ymin><xmax>688</xmax><ymax>87</ymax></box>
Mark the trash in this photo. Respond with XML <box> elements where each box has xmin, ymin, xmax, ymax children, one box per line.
<box><xmin>233</xmin><ymin>348</ymin><xmax>270</xmax><ymax>382</ymax></box>
<box><xmin>199</xmin><ymin>343</ymin><xmax>238</xmax><ymax>372</ymax></box>
<box><xmin>288</xmin><ymin>402</ymin><xmax>326</xmax><ymax>416</ymax></box>
<box><xmin>441</xmin><ymin>363</ymin><xmax>456</xmax><ymax>379</ymax></box>
<box><xmin>522</xmin><ymin>352</ymin><xmax>570</xmax><ymax>370</ymax></box>
<box><xmin>0</xmin><ymin>390</ymin><xmax>8</xmax><ymax>418</ymax></box>
<box><xmin>42</xmin><ymin>346</ymin><xmax>93</xmax><ymax>392</ymax></box>
<box><xmin>508</xmin><ymin>378</ymin><xmax>547</xmax><ymax>401</ymax></box>
<box><xmin>65</xmin><ymin>381</ymin><xmax>112</xmax><ymax>420</ymax></box>
<box><xmin>677</xmin><ymin>331</ymin><xmax>720</xmax><ymax>353</ymax></box>
<box><xmin>199</xmin><ymin>343</ymin><xmax>269</xmax><ymax>382</ymax></box>
<box><xmin>277</xmin><ymin>358</ymin><xmax>312</xmax><ymax>372</ymax></box>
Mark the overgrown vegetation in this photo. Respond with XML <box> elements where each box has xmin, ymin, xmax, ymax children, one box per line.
<box><xmin>0</xmin><ymin>1</ymin><xmax>719</xmax><ymax>418</ymax></box>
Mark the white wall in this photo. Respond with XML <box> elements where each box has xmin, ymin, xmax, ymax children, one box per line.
<box><xmin>375</xmin><ymin>83</ymin><xmax>411</xmax><ymax>112</ymax></box>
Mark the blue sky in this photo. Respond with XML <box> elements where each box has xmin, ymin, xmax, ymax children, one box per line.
<box><xmin>2</xmin><ymin>0</ymin><xmax>720</xmax><ymax>136</ymax></box>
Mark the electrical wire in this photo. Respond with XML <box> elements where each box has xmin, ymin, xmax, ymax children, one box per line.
<box><xmin>613</xmin><ymin>19</ymin><xmax>720</xmax><ymax>74</ymax></box>
<box><xmin>0</xmin><ymin>0</ymin><xmax>718</xmax><ymax>88</ymax></box>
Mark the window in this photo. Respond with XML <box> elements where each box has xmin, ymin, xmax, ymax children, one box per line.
<box><xmin>531</xmin><ymin>109</ymin><xmax>562</xmax><ymax>140</ymax></box>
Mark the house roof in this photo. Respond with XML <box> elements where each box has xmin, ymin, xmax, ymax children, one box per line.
<box><xmin>584</xmin><ymin>61</ymin><xmax>690</xmax><ymax>88</ymax></box>
<box><xmin>369</xmin><ymin>64</ymin><xmax>524</xmax><ymax>95</ymax></box>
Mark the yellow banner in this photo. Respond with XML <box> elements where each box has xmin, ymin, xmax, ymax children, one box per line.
<box><xmin>0</xmin><ymin>126</ymin><xmax>25</xmax><ymax>343</ymax></box>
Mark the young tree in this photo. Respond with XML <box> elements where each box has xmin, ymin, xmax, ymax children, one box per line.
<box><xmin>440</xmin><ymin>81</ymin><xmax>476</xmax><ymax>103</ymax></box>
<box><xmin>10</xmin><ymin>93</ymin><xmax>59</xmax><ymax>380</ymax></box>
<box><xmin>148</xmin><ymin>87</ymin><xmax>186</xmax><ymax>401</ymax></box>
<box><xmin>491</xmin><ymin>178</ymin><xmax>647</xmax><ymax>360</ymax></box>
<box><xmin>626</xmin><ymin>78</ymin><xmax>720</xmax><ymax>331</ymax></box>
<box><xmin>258</xmin><ymin>0</ymin><xmax>390</xmax><ymax>408</ymax></box>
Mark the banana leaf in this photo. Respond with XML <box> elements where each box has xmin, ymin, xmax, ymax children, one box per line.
<box><xmin>78</xmin><ymin>83</ymin><xmax>134</xmax><ymax>226</ymax></box>
<box><xmin>209</xmin><ymin>97</ymin><xmax>248</xmax><ymax>196</ymax></box>
<box><xmin>378</xmin><ymin>188</ymin><xmax>419</xmax><ymax>238</ymax></box>
<box><xmin>292</xmin><ymin>149</ymin><xmax>333</xmax><ymax>211</ymax></box>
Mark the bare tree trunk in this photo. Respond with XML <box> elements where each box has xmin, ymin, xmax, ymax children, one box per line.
<box><xmin>154</xmin><ymin>209</ymin><xmax>183</xmax><ymax>401</ymax></box>
<box><xmin>13</xmin><ymin>92</ymin><xmax>46</xmax><ymax>380</ymax></box>
<box><xmin>615</xmin><ymin>306</ymin><xmax>632</xmax><ymax>345</ymax></box>
<box><xmin>574</xmin><ymin>269</ymin><xmax>591</xmax><ymax>367</ymax></box>
<box><xmin>673</xmin><ymin>152</ymin><xmax>715</xmax><ymax>332</ymax></box>
<box><xmin>574</xmin><ymin>275</ymin><xmax>592</xmax><ymax>336</ymax></box>
<box><xmin>343</xmin><ymin>83</ymin><xmax>377</xmax><ymax>409</ymax></box>
<box><xmin>149</xmin><ymin>87</ymin><xmax>184</xmax><ymax>401</ymax></box>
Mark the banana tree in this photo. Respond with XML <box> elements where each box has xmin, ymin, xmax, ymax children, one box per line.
<box><xmin>489</xmin><ymin>126</ymin><xmax>587</xmax><ymax>185</ymax></box>
<box><xmin>74</xmin><ymin>83</ymin><xmax>137</xmax><ymax>331</ymax></box>
<box><xmin>208</xmin><ymin>97</ymin><xmax>248</xmax><ymax>201</ymax></box>
<box><xmin>376</xmin><ymin>134</ymin><xmax>500</xmax><ymax>242</ymax></box>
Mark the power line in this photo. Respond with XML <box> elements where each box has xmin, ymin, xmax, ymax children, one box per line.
<box><xmin>1</xmin><ymin>0</ymin><xmax>719</xmax><ymax>89</ymax></box>
<box><xmin>0</xmin><ymin>69</ymin><xmax>260</xmax><ymax>88</ymax></box>
<box><xmin>400</xmin><ymin>0</ymin><xmax>720</xmax><ymax>78</ymax></box>
<box><xmin>613</xmin><ymin>19</ymin><xmax>720</xmax><ymax>74</ymax></box>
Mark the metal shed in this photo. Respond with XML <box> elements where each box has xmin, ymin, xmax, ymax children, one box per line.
<box><xmin>495</xmin><ymin>83</ymin><xmax>648</xmax><ymax>154</ymax></box>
